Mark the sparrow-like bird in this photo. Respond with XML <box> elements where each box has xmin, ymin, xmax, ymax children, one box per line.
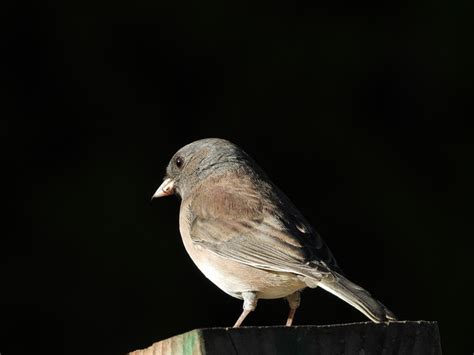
<box><xmin>152</xmin><ymin>138</ymin><xmax>396</xmax><ymax>327</ymax></box>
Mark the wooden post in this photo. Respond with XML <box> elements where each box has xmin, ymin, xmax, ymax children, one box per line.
<box><xmin>129</xmin><ymin>321</ymin><xmax>441</xmax><ymax>355</ymax></box>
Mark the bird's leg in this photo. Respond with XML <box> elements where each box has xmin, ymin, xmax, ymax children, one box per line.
<box><xmin>233</xmin><ymin>291</ymin><xmax>258</xmax><ymax>328</ymax></box>
<box><xmin>285</xmin><ymin>291</ymin><xmax>301</xmax><ymax>326</ymax></box>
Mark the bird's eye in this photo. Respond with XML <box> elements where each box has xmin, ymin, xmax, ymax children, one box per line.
<box><xmin>175</xmin><ymin>156</ymin><xmax>184</xmax><ymax>168</ymax></box>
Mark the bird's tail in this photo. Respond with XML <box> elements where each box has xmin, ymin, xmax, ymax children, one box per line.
<box><xmin>318</xmin><ymin>272</ymin><xmax>397</xmax><ymax>323</ymax></box>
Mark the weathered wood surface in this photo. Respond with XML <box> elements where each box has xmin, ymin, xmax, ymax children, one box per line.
<box><xmin>129</xmin><ymin>321</ymin><xmax>441</xmax><ymax>355</ymax></box>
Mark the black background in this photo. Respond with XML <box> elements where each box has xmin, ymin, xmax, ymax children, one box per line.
<box><xmin>2</xmin><ymin>0</ymin><xmax>473</xmax><ymax>354</ymax></box>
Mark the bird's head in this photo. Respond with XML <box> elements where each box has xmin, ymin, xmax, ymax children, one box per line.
<box><xmin>152</xmin><ymin>138</ymin><xmax>251</xmax><ymax>201</ymax></box>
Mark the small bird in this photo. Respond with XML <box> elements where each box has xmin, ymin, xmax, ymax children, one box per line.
<box><xmin>152</xmin><ymin>138</ymin><xmax>396</xmax><ymax>327</ymax></box>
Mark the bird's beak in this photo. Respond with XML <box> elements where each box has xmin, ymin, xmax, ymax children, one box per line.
<box><xmin>151</xmin><ymin>178</ymin><xmax>175</xmax><ymax>199</ymax></box>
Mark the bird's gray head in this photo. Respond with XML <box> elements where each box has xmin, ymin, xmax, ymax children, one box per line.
<box><xmin>152</xmin><ymin>138</ymin><xmax>253</xmax><ymax>200</ymax></box>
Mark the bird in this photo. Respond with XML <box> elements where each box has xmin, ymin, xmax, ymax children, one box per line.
<box><xmin>152</xmin><ymin>138</ymin><xmax>396</xmax><ymax>327</ymax></box>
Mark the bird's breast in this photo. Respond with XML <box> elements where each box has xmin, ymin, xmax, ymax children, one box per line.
<box><xmin>178</xmin><ymin>200</ymin><xmax>306</xmax><ymax>300</ymax></box>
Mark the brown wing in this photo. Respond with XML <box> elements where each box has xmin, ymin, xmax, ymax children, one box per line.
<box><xmin>187</xmin><ymin>173</ymin><xmax>338</xmax><ymax>277</ymax></box>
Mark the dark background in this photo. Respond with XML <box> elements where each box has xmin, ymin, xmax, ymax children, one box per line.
<box><xmin>2</xmin><ymin>0</ymin><xmax>473</xmax><ymax>354</ymax></box>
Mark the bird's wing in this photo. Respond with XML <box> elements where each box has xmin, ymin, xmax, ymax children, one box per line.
<box><xmin>187</xmin><ymin>175</ymin><xmax>337</xmax><ymax>277</ymax></box>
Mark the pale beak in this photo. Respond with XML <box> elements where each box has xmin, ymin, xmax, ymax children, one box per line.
<box><xmin>152</xmin><ymin>178</ymin><xmax>175</xmax><ymax>199</ymax></box>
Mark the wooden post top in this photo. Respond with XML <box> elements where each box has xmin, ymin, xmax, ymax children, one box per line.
<box><xmin>129</xmin><ymin>321</ymin><xmax>442</xmax><ymax>355</ymax></box>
